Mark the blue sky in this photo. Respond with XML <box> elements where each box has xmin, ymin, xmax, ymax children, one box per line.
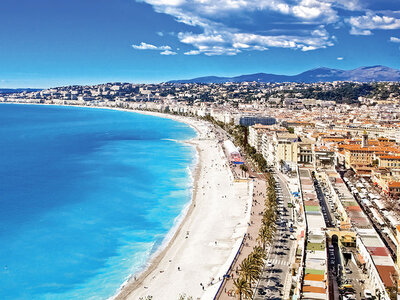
<box><xmin>0</xmin><ymin>0</ymin><xmax>399</xmax><ymax>87</ymax></box>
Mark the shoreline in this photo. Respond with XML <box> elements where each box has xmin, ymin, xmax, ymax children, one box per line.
<box><xmin>1</xmin><ymin>103</ymin><xmax>251</xmax><ymax>299</ymax></box>
<box><xmin>113</xmin><ymin>140</ymin><xmax>203</xmax><ymax>300</ymax></box>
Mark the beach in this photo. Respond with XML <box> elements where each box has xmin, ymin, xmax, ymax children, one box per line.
<box><xmin>114</xmin><ymin>111</ymin><xmax>252</xmax><ymax>300</ymax></box>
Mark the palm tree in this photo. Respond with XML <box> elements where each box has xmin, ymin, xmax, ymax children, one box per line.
<box><xmin>252</xmin><ymin>245</ymin><xmax>267</xmax><ymax>260</ymax></box>
<box><xmin>233</xmin><ymin>276</ymin><xmax>253</xmax><ymax>300</ymax></box>
<box><xmin>258</xmin><ymin>224</ymin><xmax>274</xmax><ymax>250</ymax></box>
<box><xmin>239</xmin><ymin>257</ymin><xmax>261</xmax><ymax>286</ymax></box>
<box><xmin>248</xmin><ymin>252</ymin><xmax>264</xmax><ymax>268</ymax></box>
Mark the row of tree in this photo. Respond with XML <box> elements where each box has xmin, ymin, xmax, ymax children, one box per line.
<box><xmin>233</xmin><ymin>172</ymin><xmax>278</xmax><ymax>299</ymax></box>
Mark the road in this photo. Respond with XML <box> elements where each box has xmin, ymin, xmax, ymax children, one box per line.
<box><xmin>313</xmin><ymin>179</ymin><xmax>334</xmax><ymax>227</ymax></box>
<box><xmin>253</xmin><ymin>171</ymin><xmax>296</xmax><ymax>300</ymax></box>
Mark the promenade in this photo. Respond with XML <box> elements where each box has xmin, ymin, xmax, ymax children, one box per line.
<box><xmin>216</xmin><ymin>169</ymin><xmax>267</xmax><ymax>299</ymax></box>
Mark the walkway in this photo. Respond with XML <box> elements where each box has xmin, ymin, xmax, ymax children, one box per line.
<box><xmin>216</xmin><ymin>174</ymin><xmax>266</xmax><ymax>299</ymax></box>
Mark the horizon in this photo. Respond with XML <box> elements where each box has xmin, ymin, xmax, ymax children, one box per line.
<box><xmin>2</xmin><ymin>64</ymin><xmax>399</xmax><ymax>89</ymax></box>
<box><xmin>0</xmin><ymin>0</ymin><xmax>399</xmax><ymax>88</ymax></box>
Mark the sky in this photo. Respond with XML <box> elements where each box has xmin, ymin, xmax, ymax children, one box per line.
<box><xmin>0</xmin><ymin>0</ymin><xmax>399</xmax><ymax>88</ymax></box>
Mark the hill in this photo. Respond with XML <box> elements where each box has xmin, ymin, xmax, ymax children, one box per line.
<box><xmin>168</xmin><ymin>66</ymin><xmax>400</xmax><ymax>84</ymax></box>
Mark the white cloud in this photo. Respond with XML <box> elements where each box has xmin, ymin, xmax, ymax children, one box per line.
<box><xmin>301</xmin><ymin>45</ymin><xmax>317</xmax><ymax>51</ymax></box>
<box><xmin>348</xmin><ymin>12</ymin><xmax>400</xmax><ymax>35</ymax></box>
<box><xmin>292</xmin><ymin>0</ymin><xmax>338</xmax><ymax>23</ymax></box>
<box><xmin>132</xmin><ymin>42</ymin><xmax>173</xmax><ymax>52</ymax></box>
<box><xmin>160</xmin><ymin>50</ymin><xmax>178</xmax><ymax>55</ymax></box>
<box><xmin>145</xmin><ymin>0</ymin><xmax>186</xmax><ymax>6</ymax></box>
<box><xmin>337</xmin><ymin>56</ymin><xmax>344</xmax><ymax>60</ymax></box>
<box><xmin>134</xmin><ymin>0</ymin><xmax>400</xmax><ymax>56</ymax></box>
<box><xmin>157</xmin><ymin>31</ymin><xmax>164</xmax><ymax>36</ymax></box>
<box><xmin>132</xmin><ymin>42</ymin><xmax>158</xmax><ymax>50</ymax></box>
<box><xmin>390</xmin><ymin>36</ymin><xmax>400</xmax><ymax>43</ymax></box>
<box><xmin>349</xmin><ymin>27</ymin><xmax>372</xmax><ymax>35</ymax></box>
<box><xmin>135</xmin><ymin>0</ymin><xmax>343</xmax><ymax>56</ymax></box>
<box><xmin>184</xmin><ymin>50</ymin><xmax>201</xmax><ymax>55</ymax></box>
<box><xmin>326</xmin><ymin>0</ymin><xmax>361</xmax><ymax>11</ymax></box>
<box><xmin>177</xmin><ymin>27</ymin><xmax>332</xmax><ymax>55</ymax></box>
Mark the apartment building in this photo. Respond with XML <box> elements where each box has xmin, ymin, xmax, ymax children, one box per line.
<box><xmin>248</xmin><ymin>124</ymin><xmax>271</xmax><ymax>152</ymax></box>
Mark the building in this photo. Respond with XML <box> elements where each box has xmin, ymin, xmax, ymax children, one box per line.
<box><xmin>248</xmin><ymin>124</ymin><xmax>272</xmax><ymax>152</ymax></box>
<box><xmin>275</xmin><ymin>133</ymin><xmax>299</xmax><ymax>168</ymax></box>
<box><xmin>239</xmin><ymin>116</ymin><xmax>276</xmax><ymax>127</ymax></box>
<box><xmin>273</xmin><ymin>134</ymin><xmax>314</xmax><ymax>169</ymax></box>
<box><xmin>378</xmin><ymin>155</ymin><xmax>400</xmax><ymax>168</ymax></box>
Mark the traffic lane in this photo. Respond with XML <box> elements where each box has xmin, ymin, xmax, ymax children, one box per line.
<box><xmin>342</xmin><ymin>260</ymin><xmax>365</xmax><ymax>299</ymax></box>
<box><xmin>255</xmin><ymin>230</ymin><xmax>292</xmax><ymax>299</ymax></box>
<box><xmin>314</xmin><ymin>181</ymin><xmax>333</xmax><ymax>227</ymax></box>
<box><xmin>327</xmin><ymin>242</ymin><xmax>341</xmax><ymax>300</ymax></box>
<box><xmin>254</xmin><ymin>173</ymin><xmax>293</xmax><ymax>299</ymax></box>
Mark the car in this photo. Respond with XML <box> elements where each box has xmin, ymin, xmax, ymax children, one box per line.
<box><xmin>364</xmin><ymin>290</ymin><xmax>373</xmax><ymax>299</ymax></box>
<box><xmin>345</xmin><ymin>268</ymin><xmax>352</xmax><ymax>274</ymax></box>
<box><xmin>258</xmin><ymin>288</ymin><xmax>266</xmax><ymax>295</ymax></box>
<box><xmin>289</xmin><ymin>235</ymin><xmax>296</xmax><ymax>240</ymax></box>
<box><xmin>266</xmin><ymin>261</ymin><xmax>274</xmax><ymax>267</ymax></box>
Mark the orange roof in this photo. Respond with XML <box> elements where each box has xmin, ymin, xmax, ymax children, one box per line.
<box><xmin>380</xmin><ymin>155</ymin><xmax>400</xmax><ymax>160</ymax></box>
<box><xmin>388</xmin><ymin>182</ymin><xmax>400</xmax><ymax>188</ymax></box>
<box><xmin>376</xmin><ymin>265</ymin><xmax>396</xmax><ymax>288</ymax></box>
<box><xmin>342</xmin><ymin>145</ymin><xmax>375</xmax><ymax>152</ymax></box>
<box><xmin>358</xmin><ymin>254</ymin><xmax>366</xmax><ymax>264</ymax></box>
<box><xmin>302</xmin><ymin>286</ymin><xmax>326</xmax><ymax>294</ymax></box>
<box><xmin>304</xmin><ymin>274</ymin><xmax>325</xmax><ymax>281</ymax></box>
<box><xmin>347</xmin><ymin>206</ymin><xmax>362</xmax><ymax>212</ymax></box>
<box><xmin>321</xmin><ymin>137</ymin><xmax>346</xmax><ymax>142</ymax></box>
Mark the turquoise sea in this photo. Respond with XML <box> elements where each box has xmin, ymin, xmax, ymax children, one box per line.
<box><xmin>0</xmin><ymin>104</ymin><xmax>196</xmax><ymax>299</ymax></box>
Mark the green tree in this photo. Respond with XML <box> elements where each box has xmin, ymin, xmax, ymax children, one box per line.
<box><xmin>233</xmin><ymin>276</ymin><xmax>253</xmax><ymax>300</ymax></box>
<box><xmin>238</xmin><ymin>257</ymin><xmax>261</xmax><ymax>286</ymax></box>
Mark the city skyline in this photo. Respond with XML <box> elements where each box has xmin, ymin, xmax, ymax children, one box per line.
<box><xmin>1</xmin><ymin>0</ymin><xmax>400</xmax><ymax>88</ymax></box>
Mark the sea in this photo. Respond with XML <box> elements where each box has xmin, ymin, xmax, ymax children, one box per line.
<box><xmin>0</xmin><ymin>104</ymin><xmax>197</xmax><ymax>299</ymax></box>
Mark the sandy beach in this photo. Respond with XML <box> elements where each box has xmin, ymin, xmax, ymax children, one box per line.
<box><xmin>113</xmin><ymin>111</ymin><xmax>252</xmax><ymax>300</ymax></box>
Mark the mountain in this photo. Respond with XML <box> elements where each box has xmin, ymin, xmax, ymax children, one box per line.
<box><xmin>168</xmin><ymin>66</ymin><xmax>400</xmax><ymax>84</ymax></box>
<box><xmin>0</xmin><ymin>88</ymin><xmax>42</xmax><ymax>94</ymax></box>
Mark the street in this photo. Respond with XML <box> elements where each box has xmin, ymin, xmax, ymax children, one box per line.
<box><xmin>253</xmin><ymin>171</ymin><xmax>296</xmax><ymax>300</ymax></box>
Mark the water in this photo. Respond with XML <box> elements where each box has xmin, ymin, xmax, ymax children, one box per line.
<box><xmin>0</xmin><ymin>104</ymin><xmax>197</xmax><ymax>299</ymax></box>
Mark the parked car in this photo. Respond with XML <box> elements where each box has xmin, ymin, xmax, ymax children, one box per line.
<box><xmin>364</xmin><ymin>290</ymin><xmax>373</xmax><ymax>299</ymax></box>
<box><xmin>258</xmin><ymin>288</ymin><xmax>266</xmax><ymax>295</ymax></box>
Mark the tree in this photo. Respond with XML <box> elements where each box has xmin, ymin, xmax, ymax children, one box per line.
<box><xmin>240</xmin><ymin>164</ymin><xmax>249</xmax><ymax>173</ymax></box>
<box><xmin>252</xmin><ymin>245</ymin><xmax>267</xmax><ymax>260</ymax></box>
<box><xmin>239</xmin><ymin>257</ymin><xmax>261</xmax><ymax>286</ymax></box>
<box><xmin>258</xmin><ymin>223</ymin><xmax>274</xmax><ymax>250</ymax></box>
<box><xmin>233</xmin><ymin>276</ymin><xmax>253</xmax><ymax>300</ymax></box>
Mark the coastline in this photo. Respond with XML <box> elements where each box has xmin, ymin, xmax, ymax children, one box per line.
<box><xmin>113</xmin><ymin>140</ymin><xmax>202</xmax><ymax>300</ymax></box>
<box><xmin>114</xmin><ymin>110</ymin><xmax>251</xmax><ymax>299</ymax></box>
<box><xmin>1</xmin><ymin>103</ymin><xmax>251</xmax><ymax>299</ymax></box>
